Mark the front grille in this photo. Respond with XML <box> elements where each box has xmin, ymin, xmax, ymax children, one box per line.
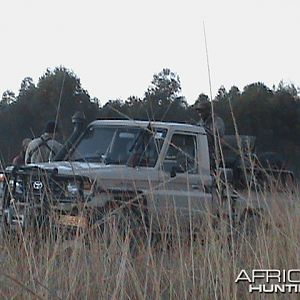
<box><xmin>3</xmin><ymin>167</ymin><xmax>86</xmax><ymax>211</ymax></box>
<box><xmin>10</xmin><ymin>174</ymin><xmax>47</xmax><ymax>203</ymax></box>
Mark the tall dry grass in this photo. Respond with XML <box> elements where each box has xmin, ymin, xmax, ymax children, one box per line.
<box><xmin>0</xmin><ymin>180</ymin><xmax>300</xmax><ymax>299</ymax></box>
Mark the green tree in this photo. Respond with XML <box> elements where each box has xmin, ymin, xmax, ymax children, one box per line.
<box><xmin>195</xmin><ymin>93</ymin><xmax>209</xmax><ymax>103</ymax></box>
<box><xmin>215</xmin><ymin>86</ymin><xmax>227</xmax><ymax>102</ymax></box>
<box><xmin>142</xmin><ymin>68</ymin><xmax>183</xmax><ymax>121</ymax></box>
<box><xmin>1</xmin><ymin>90</ymin><xmax>16</xmax><ymax>106</ymax></box>
<box><xmin>0</xmin><ymin>66</ymin><xmax>100</xmax><ymax>164</ymax></box>
<box><xmin>99</xmin><ymin>99</ymin><xmax>125</xmax><ymax>119</ymax></box>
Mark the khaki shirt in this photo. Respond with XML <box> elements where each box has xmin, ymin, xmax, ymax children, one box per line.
<box><xmin>25</xmin><ymin>133</ymin><xmax>62</xmax><ymax>164</ymax></box>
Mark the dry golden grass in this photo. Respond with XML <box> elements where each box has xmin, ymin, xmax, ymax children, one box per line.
<box><xmin>1</xmin><ymin>181</ymin><xmax>300</xmax><ymax>300</ymax></box>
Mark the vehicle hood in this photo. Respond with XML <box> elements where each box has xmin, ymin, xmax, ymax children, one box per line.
<box><xmin>27</xmin><ymin>161</ymin><xmax>158</xmax><ymax>187</ymax></box>
<box><xmin>30</xmin><ymin>161</ymin><xmax>124</xmax><ymax>176</ymax></box>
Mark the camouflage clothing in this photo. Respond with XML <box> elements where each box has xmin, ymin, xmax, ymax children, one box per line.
<box><xmin>197</xmin><ymin>114</ymin><xmax>225</xmax><ymax>170</ymax></box>
<box><xmin>198</xmin><ymin>114</ymin><xmax>225</xmax><ymax>137</ymax></box>
<box><xmin>25</xmin><ymin>133</ymin><xmax>62</xmax><ymax>164</ymax></box>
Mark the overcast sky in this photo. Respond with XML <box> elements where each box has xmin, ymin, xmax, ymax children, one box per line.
<box><xmin>0</xmin><ymin>0</ymin><xmax>299</xmax><ymax>105</ymax></box>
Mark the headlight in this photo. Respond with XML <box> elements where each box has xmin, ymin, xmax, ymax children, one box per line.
<box><xmin>7</xmin><ymin>178</ymin><xmax>23</xmax><ymax>194</ymax></box>
<box><xmin>67</xmin><ymin>182</ymin><xmax>79</xmax><ymax>196</ymax></box>
<box><xmin>9</xmin><ymin>179</ymin><xmax>14</xmax><ymax>187</ymax></box>
<box><xmin>15</xmin><ymin>181</ymin><xmax>23</xmax><ymax>194</ymax></box>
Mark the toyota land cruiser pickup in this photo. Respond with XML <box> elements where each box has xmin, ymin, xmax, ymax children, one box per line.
<box><xmin>0</xmin><ymin>117</ymin><xmax>253</xmax><ymax>234</ymax></box>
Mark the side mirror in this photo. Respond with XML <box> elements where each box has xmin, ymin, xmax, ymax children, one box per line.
<box><xmin>170</xmin><ymin>166</ymin><xmax>177</xmax><ymax>178</ymax></box>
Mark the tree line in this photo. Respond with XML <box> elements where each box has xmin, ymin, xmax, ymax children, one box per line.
<box><xmin>1</xmin><ymin>66</ymin><xmax>299</xmax><ymax>172</ymax></box>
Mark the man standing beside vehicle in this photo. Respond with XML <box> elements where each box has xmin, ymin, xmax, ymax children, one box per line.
<box><xmin>194</xmin><ymin>98</ymin><xmax>225</xmax><ymax>169</ymax></box>
<box><xmin>25</xmin><ymin>121</ymin><xmax>63</xmax><ymax>164</ymax></box>
<box><xmin>194</xmin><ymin>98</ymin><xmax>225</xmax><ymax>138</ymax></box>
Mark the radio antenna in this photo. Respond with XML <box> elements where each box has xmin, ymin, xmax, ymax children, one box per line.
<box><xmin>202</xmin><ymin>20</ymin><xmax>217</xmax><ymax>140</ymax></box>
<box><xmin>203</xmin><ymin>21</ymin><xmax>214</xmax><ymax>104</ymax></box>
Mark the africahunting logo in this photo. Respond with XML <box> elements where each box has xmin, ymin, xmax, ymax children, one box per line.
<box><xmin>235</xmin><ymin>269</ymin><xmax>300</xmax><ymax>293</ymax></box>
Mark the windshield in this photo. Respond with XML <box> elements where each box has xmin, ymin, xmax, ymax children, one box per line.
<box><xmin>127</xmin><ymin>126</ymin><xmax>167</xmax><ymax>168</ymax></box>
<box><xmin>69</xmin><ymin>125</ymin><xmax>167</xmax><ymax>166</ymax></box>
<box><xmin>70</xmin><ymin>126</ymin><xmax>140</xmax><ymax>163</ymax></box>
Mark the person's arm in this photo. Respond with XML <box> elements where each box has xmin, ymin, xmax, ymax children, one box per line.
<box><xmin>12</xmin><ymin>155</ymin><xmax>19</xmax><ymax>166</ymax></box>
<box><xmin>25</xmin><ymin>146</ymin><xmax>31</xmax><ymax>164</ymax></box>
<box><xmin>47</xmin><ymin>140</ymin><xmax>63</xmax><ymax>161</ymax></box>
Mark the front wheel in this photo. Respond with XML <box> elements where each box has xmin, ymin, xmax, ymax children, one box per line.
<box><xmin>238</xmin><ymin>209</ymin><xmax>263</xmax><ymax>237</ymax></box>
<box><xmin>89</xmin><ymin>204</ymin><xmax>149</xmax><ymax>251</ymax></box>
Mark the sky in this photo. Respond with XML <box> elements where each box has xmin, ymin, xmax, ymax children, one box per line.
<box><xmin>0</xmin><ymin>0</ymin><xmax>299</xmax><ymax>105</ymax></box>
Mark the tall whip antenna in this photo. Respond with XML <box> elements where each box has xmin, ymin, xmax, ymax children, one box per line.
<box><xmin>202</xmin><ymin>21</ymin><xmax>216</xmax><ymax>141</ymax></box>
<box><xmin>203</xmin><ymin>21</ymin><xmax>217</xmax><ymax>149</ymax></box>
<box><xmin>203</xmin><ymin>21</ymin><xmax>214</xmax><ymax>103</ymax></box>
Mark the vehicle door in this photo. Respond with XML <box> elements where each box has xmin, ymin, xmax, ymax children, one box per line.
<box><xmin>155</xmin><ymin>131</ymin><xmax>212</xmax><ymax>223</ymax></box>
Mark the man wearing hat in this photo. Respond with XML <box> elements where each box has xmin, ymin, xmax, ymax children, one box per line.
<box><xmin>194</xmin><ymin>99</ymin><xmax>225</xmax><ymax>138</ymax></box>
<box><xmin>25</xmin><ymin>121</ymin><xmax>63</xmax><ymax>164</ymax></box>
<box><xmin>194</xmin><ymin>98</ymin><xmax>225</xmax><ymax>169</ymax></box>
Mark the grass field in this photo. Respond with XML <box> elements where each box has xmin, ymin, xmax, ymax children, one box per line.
<box><xmin>0</xmin><ymin>180</ymin><xmax>299</xmax><ymax>299</ymax></box>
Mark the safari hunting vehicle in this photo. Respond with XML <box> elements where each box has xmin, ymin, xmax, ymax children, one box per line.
<box><xmin>0</xmin><ymin>113</ymin><xmax>271</xmax><ymax>237</ymax></box>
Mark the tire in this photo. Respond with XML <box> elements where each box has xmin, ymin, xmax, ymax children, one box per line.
<box><xmin>238</xmin><ymin>209</ymin><xmax>262</xmax><ymax>237</ymax></box>
<box><xmin>232</xmin><ymin>154</ymin><xmax>261</xmax><ymax>190</ymax></box>
<box><xmin>89</xmin><ymin>202</ymin><xmax>149</xmax><ymax>252</ymax></box>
